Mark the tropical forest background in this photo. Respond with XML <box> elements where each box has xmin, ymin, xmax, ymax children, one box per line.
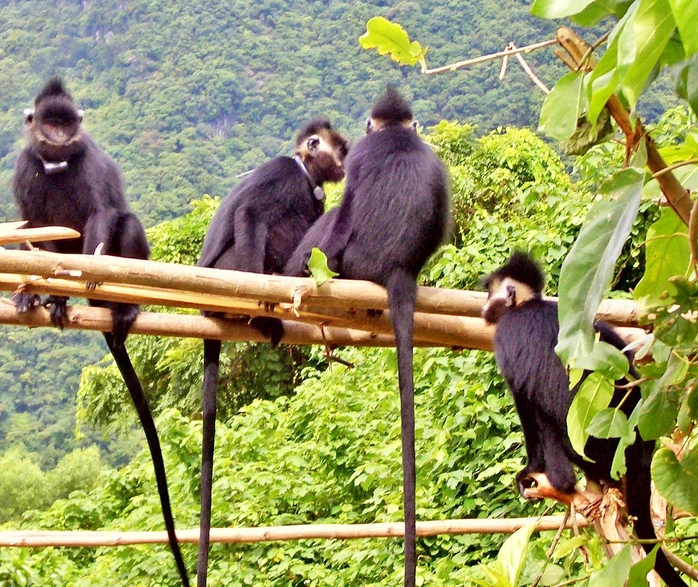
<box><xmin>0</xmin><ymin>0</ymin><xmax>695</xmax><ymax>584</ymax></box>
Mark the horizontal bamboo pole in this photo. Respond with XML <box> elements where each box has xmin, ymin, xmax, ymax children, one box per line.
<box><xmin>0</xmin><ymin>298</ymin><xmax>644</xmax><ymax>351</ymax></box>
<box><xmin>0</xmin><ymin>303</ymin><xmax>411</xmax><ymax>348</ymax></box>
<box><xmin>0</xmin><ymin>249</ymin><xmax>642</xmax><ymax>326</ymax></box>
<box><xmin>0</xmin><ymin>515</ymin><xmax>588</xmax><ymax>547</ymax></box>
<box><xmin>0</xmin><ymin>273</ymin><xmax>495</xmax><ymax>348</ymax></box>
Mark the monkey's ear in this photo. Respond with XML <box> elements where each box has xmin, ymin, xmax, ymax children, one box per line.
<box><xmin>77</xmin><ymin>110</ymin><xmax>84</xmax><ymax>122</ymax></box>
<box><xmin>24</xmin><ymin>109</ymin><xmax>34</xmax><ymax>124</ymax></box>
<box><xmin>365</xmin><ymin>117</ymin><xmax>372</xmax><ymax>134</ymax></box>
<box><xmin>412</xmin><ymin>120</ymin><xmax>418</xmax><ymax>131</ymax></box>
<box><xmin>306</xmin><ymin>135</ymin><xmax>321</xmax><ymax>157</ymax></box>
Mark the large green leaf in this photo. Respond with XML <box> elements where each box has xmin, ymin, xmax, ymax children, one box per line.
<box><xmin>619</xmin><ymin>0</ymin><xmax>676</xmax><ymax>106</ymax></box>
<box><xmin>652</xmin><ymin>448</ymin><xmax>698</xmax><ymax>515</ymax></box>
<box><xmin>638</xmin><ymin>353</ymin><xmax>687</xmax><ymax>439</ymax></box>
<box><xmin>673</xmin><ymin>57</ymin><xmax>698</xmax><ymax>117</ymax></box>
<box><xmin>539</xmin><ymin>72</ymin><xmax>585</xmax><ymax>140</ymax></box>
<box><xmin>634</xmin><ymin>208</ymin><xmax>690</xmax><ymax>308</ymax></box>
<box><xmin>497</xmin><ymin>523</ymin><xmax>536</xmax><ymax>587</ymax></box>
<box><xmin>628</xmin><ymin>545</ymin><xmax>659</xmax><ymax>586</ymax></box>
<box><xmin>568</xmin><ymin>372</ymin><xmax>614</xmax><ymax>458</ymax></box>
<box><xmin>556</xmin><ymin>168</ymin><xmax>643</xmax><ymax>365</ymax></box>
<box><xmin>668</xmin><ymin>0</ymin><xmax>698</xmax><ymax>55</ymax></box>
<box><xmin>587</xmin><ymin>407</ymin><xmax>629</xmax><ymax>439</ymax></box>
<box><xmin>531</xmin><ymin>0</ymin><xmax>597</xmax><ymax>19</ymax></box>
<box><xmin>587</xmin><ymin>5</ymin><xmax>637</xmax><ymax>123</ymax></box>
<box><xmin>588</xmin><ymin>545</ymin><xmax>633</xmax><ymax>587</ymax></box>
<box><xmin>359</xmin><ymin>17</ymin><xmax>426</xmax><ymax>66</ymax></box>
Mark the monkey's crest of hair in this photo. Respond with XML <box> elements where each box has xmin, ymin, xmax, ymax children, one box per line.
<box><xmin>493</xmin><ymin>251</ymin><xmax>546</xmax><ymax>295</ymax></box>
<box><xmin>371</xmin><ymin>86</ymin><xmax>413</xmax><ymax>125</ymax></box>
<box><xmin>295</xmin><ymin>118</ymin><xmax>333</xmax><ymax>146</ymax></box>
<box><xmin>35</xmin><ymin>77</ymin><xmax>73</xmax><ymax>106</ymax></box>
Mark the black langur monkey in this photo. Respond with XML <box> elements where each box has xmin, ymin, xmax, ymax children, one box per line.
<box><xmin>284</xmin><ymin>87</ymin><xmax>451</xmax><ymax>587</ymax></box>
<box><xmin>196</xmin><ymin>120</ymin><xmax>348</xmax><ymax>587</ymax></box>
<box><xmin>12</xmin><ymin>78</ymin><xmax>190</xmax><ymax>587</ymax></box>
<box><xmin>482</xmin><ymin>252</ymin><xmax>688</xmax><ymax>587</ymax></box>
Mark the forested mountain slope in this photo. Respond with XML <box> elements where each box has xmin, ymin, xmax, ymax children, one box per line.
<box><xmin>0</xmin><ymin>0</ymin><xmax>570</xmax><ymax>225</ymax></box>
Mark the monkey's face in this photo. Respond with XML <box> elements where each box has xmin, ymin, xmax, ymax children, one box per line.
<box><xmin>482</xmin><ymin>276</ymin><xmax>534</xmax><ymax>324</ymax></box>
<box><xmin>28</xmin><ymin>98</ymin><xmax>85</xmax><ymax>162</ymax></box>
<box><xmin>300</xmin><ymin>128</ymin><xmax>348</xmax><ymax>184</ymax></box>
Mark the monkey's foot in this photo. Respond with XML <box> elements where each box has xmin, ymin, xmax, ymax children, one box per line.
<box><xmin>12</xmin><ymin>292</ymin><xmax>41</xmax><ymax>313</ymax></box>
<box><xmin>521</xmin><ymin>473</ymin><xmax>600</xmax><ymax>508</ymax></box>
<box><xmin>44</xmin><ymin>295</ymin><xmax>69</xmax><ymax>329</ymax></box>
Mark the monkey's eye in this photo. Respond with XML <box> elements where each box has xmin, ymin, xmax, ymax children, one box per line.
<box><xmin>306</xmin><ymin>136</ymin><xmax>320</xmax><ymax>153</ymax></box>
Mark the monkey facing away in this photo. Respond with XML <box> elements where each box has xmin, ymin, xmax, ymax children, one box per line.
<box><xmin>482</xmin><ymin>252</ymin><xmax>688</xmax><ymax>587</ymax></box>
<box><xmin>284</xmin><ymin>87</ymin><xmax>451</xmax><ymax>587</ymax></box>
<box><xmin>12</xmin><ymin>78</ymin><xmax>190</xmax><ymax>587</ymax></box>
<box><xmin>196</xmin><ymin>119</ymin><xmax>348</xmax><ymax>587</ymax></box>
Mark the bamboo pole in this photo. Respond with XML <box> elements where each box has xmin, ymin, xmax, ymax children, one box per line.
<box><xmin>0</xmin><ymin>297</ymin><xmax>645</xmax><ymax>351</ymax></box>
<box><xmin>0</xmin><ymin>515</ymin><xmax>588</xmax><ymax>547</ymax></box>
<box><xmin>0</xmin><ymin>249</ymin><xmax>642</xmax><ymax>326</ymax></box>
<box><xmin>0</xmin><ymin>226</ymin><xmax>81</xmax><ymax>245</ymax></box>
<box><xmin>0</xmin><ymin>303</ymin><xmax>427</xmax><ymax>348</ymax></box>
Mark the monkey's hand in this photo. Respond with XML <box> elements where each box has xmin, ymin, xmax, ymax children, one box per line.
<box><xmin>12</xmin><ymin>292</ymin><xmax>42</xmax><ymax>314</ymax></box>
<box><xmin>44</xmin><ymin>295</ymin><xmax>69</xmax><ymax>329</ymax></box>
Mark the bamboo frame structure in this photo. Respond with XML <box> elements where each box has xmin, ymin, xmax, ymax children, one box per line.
<box><xmin>0</xmin><ymin>515</ymin><xmax>588</xmax><ymax>548</ymax></box>
<box><xmin>0</xmin><ymin>230</ymin><xmax>649</xmax><ymax>555</ymax></box>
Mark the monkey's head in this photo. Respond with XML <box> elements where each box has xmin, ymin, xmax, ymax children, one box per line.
<box><xmin>295</xmin><ymin>118</ymin><xmax>348</xmax><ymax>185</ymax></box>
<box><xmin>482</xmin><ymin>252</ymin><xmax>545</xmax><ymax>324</ymax></box>
<box><xmin>25</xmin><ymin>77</ymin><xmax>86</xmax><ymax>170</ymax></box>
<box><xmin>366</xmin><ymin>86</ymin><xmax>417</xmax><ymax>134</ymax></box>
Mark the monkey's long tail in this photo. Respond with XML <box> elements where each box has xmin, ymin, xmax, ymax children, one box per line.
<box><xmin>387</xmin><ymin>269</ymin><xmax>417</xmax><ymax>587</ymax></box>
<box><xmin>104</xmin><ymin>333</ymin><xmax>191</xmax><ymax>587</ymax></box>
<box><xmin>197</xmin><ymin>339</ymin><xmax>221</xmax><ymax>587</ymax></box>
<box><xmin>625</xmin><ymin>440</ymin><xmax>688</xmax><ymax>587</ymax></box>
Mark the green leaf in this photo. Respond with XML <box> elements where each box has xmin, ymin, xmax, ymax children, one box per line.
<box><xmin>568</xmin><ymin>372</ymin><xmax>615</xmax><ymax>458</ymax></box>
<box><xmin>587</xmin><ymin>407</ymin><xmax>629</xmax><ymax>438</ymax></box>
<box><xmin>556</xmin><ymin>168</ymin><xmax>643</xmax><ymax>365</ymax></box>
<box><xmin>572</xmin><ymin>339</ymin><xmax>629</xmax><ymax>379</ymax></box>
<box><xmin>588</xmin><ymin>545</ymin><xmax>633</xmax><ymax>587</ymax></box>
<box><xmin>359</xmin><ymin>17</ymin><xmax>426</xmax><ymax>66</ymax></box>
<box><xmin>587</xmin><ymin>5</ymin><xmax>637</xmax><ymax>123</ymax></box>
<box><xmin>619</xmin><ymin>0</ymin><xmax>676</xmax><ymax>107</ymax></box>
<box><xmin>634</xmin><ymin>208</ymin><xmax>690</xmax><ymax>308</ymax></box>
<box><xmin>673</xmin><ymin>57</ymin><xmax>698</xmax><ymax>117</ymax></box>
<box><xmin>638</xmin><ymin>354</ymin><xmax>686</xmax><ymax>439</ymax></box>
<box><xmin>497</xmin><ymin>523</ymin><xmax>536</xmax><ymax>587</ymax></box>
<box><xmin>610</xmin><ymin>431</ymin><xmax>634</xmax><ymax>478</ymax></box>
<box><xmin>628</xmin><ymin>545</ymin><xmax>659</xmax><ymax>586</ymax></box>
<box><xmin>652</xmin><ymin>448</ymin><xmax>698</xmax><ymax>515</ymax></box>
<box><xmin>539</xmin><ymin>72</ymin><xmax>586</xmax><ymax>141</ymax></box>
<box><xmin>668</xmin><ymin>0</ymin><xmax>698</xmax><ymax>54</ymax></box>
<box><xmin>531</xmin><ymin>0</ymin><xmax>596</xmax><ymax>19</ymax></box>
<box><xmin>307</xmin><ymin>248</ymin><xmax>339</xmax><ymax>286</ymax></box>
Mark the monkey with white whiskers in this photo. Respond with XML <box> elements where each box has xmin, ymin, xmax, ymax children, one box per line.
<box><xmin>482</xmin><ymin>251</ymin><xmax>688</xmax><ymax>587</ymax></box>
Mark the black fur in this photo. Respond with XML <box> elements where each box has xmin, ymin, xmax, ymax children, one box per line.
<box><xmin>483</xmin><ymin>252</ymin><xmax>687</xmax><ymax>587</ymax></box>
<box><xmin>284</xmin><ymin>88</ymin><xmax>450</xmax><ymax>587</ymax></box>
<box><xmin>12</xmin><ymin>78</ymin><xmax>190</xmax><ymax>587</ymax></box>
<box><xmin>196</xmin><ymin>120</ymin><xmax>348</xmax><ymax>587</ymax></box>
<box><xmin>368</xmin><ymin>85</ymin><xmax>413</xmax><ymax>130</ymax></box>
